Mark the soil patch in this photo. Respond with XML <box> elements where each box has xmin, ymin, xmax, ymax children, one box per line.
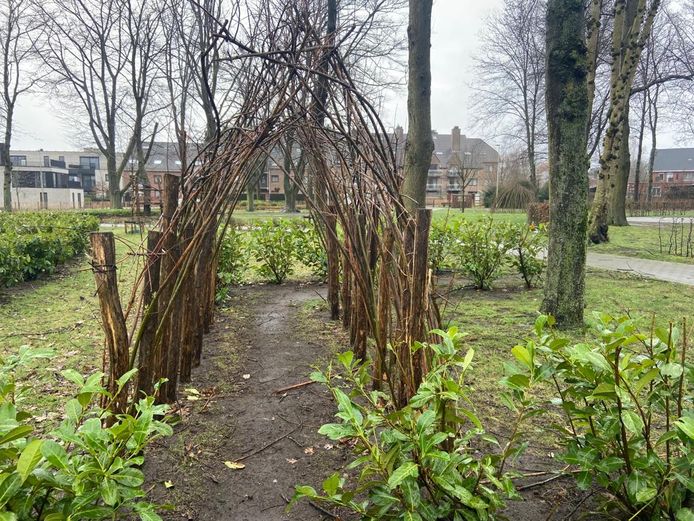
<box><xmin>144</xmin><ymin>282</ymin><xmax>350</xmax><ymax>520</ymax></box>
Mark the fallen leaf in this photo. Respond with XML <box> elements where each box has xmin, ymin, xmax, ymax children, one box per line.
<box><xmin>303</xmin><ymin>447</ymin><xmax>314</xmax><ymax>455</ymax></box>
<box><xmin>323</xmin><ymin>444</ymin><xmax>334</xmax><ymax>450</ymax></box>
<box><xmin>164</xmin><ymin>481</ymin><xmax>174</xmax><ymax>488</ymax></box>
<box><xmin>242</xmin><ymin>374</ymin><xmax>251</xmax><ymax>380</ymax></box>
<box><xmin>286</xmin><ymin>458</ymin><xmax>298</xmax><ymax>464</ymax></box>
<box><xmin>224</xmin><ymin>461</ymin><xmax>246</xmax><ymax>470</ymax></box>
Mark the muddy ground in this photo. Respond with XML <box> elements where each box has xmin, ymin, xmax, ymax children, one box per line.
<box><xmin>144</xmin><ymin>282</ymin><xmax>598</xmax><ymax>521</ymax></box>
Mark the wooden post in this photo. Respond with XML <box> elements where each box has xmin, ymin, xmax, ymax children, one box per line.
<box><xmin>90</xmin><ymin>232</ymin><xmax>129</xmax><ymax>413</ymax></box>
<box><xmin>373</xmin><ymin>230</ymin><xmax>394</xmax><ymax>390</ymax></box>
<box><xmin>341</xmin><ymin>238</ymin><xmax>352</xmax><ymax>329</ymax></box>
<box><xmin>137</xmin><ymin>230</ymin><xmax>162</xmax><ymax>396</ymax></box>
<box><xmin>325</xmin><ymin>211</ymin><xmax>340</xmax><ymax>320</ymax></box>
<box><xmin>156</xmin><ymin>173</ymin><xmax>180</xmax><ymax>403</ymax></box>
<box><xmin>407</xmin><ymin>208</ymin><xmax>432</xmax><ymax>389</ymax></box>
<box><xmin>178</xmin><ymin>223</ymin><xmax>196</xmax><ymax>384</ymax></box>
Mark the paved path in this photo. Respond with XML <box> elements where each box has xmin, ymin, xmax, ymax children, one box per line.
<box><xmin>628</xmin><ymin>216</ymin><xmax>694</xmax><ymax>226</ymax></box>
<box><xmin>587</xmin><ymin>252</ymin><xmax>694</xmax><ymax>286</ymax></box>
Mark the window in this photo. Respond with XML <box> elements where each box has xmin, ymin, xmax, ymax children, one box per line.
<box><xmin>79</xmin><ymin>156</ymin><xmax>100</xmax><ymax>170</ymax></box>
<box><xmin>666</xmin><ymin>172</ymin><xmax>675</xmax><ymax>182</ymax></box>
<box><xmin>15</xmin><ymin>171</ymin><xmax>40</xmax><ymax>188</ymax></box>
<box><xmin>153</xmin><ymin>159</ymin><xmax>163</xmax><ymax>165</ymax></box>
<box><xmin>175</xmin><ymin>160</ymin><xmax>181</xmax><ymax>165</ymax></box>
<box><xmin>59</xmin><ymin>156</ymin><xmax>65</xmax><ymax>162</ymax></box>
<box><xmin>270</xmin><ymin>175</ymin><xmax>280</xmax><ymax>182</ymax></box>
<box><xmin>43</xmin><ymin>155</ymin><xmax>50</xmax><ymax>167</ymax></box>
<box><xmin>469</xmin><ymin>178</ymin><xmax>478</xmax><ymax>186</ymax></box>
<box><xmin>651</xmin><ymin>186</ymin><xmax>662</xmax><ymax>197</ymax></box>
<box><xmin>10</xmin><ymin>155</ymin><xmax>27</xmax><ymax>166</ymax></box>
<box><xmin>684</xmin><ymin>172</ymin><xmax>694</xmax><ymax>181</ymax></box>
<box><xmin>43</xmin><ymin>171</ymin><xmax>55</xmax><ymax>188</ymax></box>
<box><xmin>429</xmin><ymin>164</ymin><xmax>439</xmax><ymax>171</ymax></box>
<box><xmin>154</xmin><ymin>175</ymin><xmax>162</xmax><ymax>184</ymax></box>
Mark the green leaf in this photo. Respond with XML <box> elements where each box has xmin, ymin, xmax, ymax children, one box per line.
<box><xmin>116</xmin><ymin>368</ymin><xmax>138</xmax><ymax>390</ymax></box>
<box><xmin>511</xmin><ymin>345</ymin><xmax>532</xmax><ymax>369</ymax></box>
<box><xmin>621</xmin><ymin>411</ymin><xmax>644</xmax><ymax>435</ymax></box>
<box><xmin>661</xmin><ymin>363</ymin><xmax>684</xmax><ymax>379</ymax></box>
<box><xmin>387</xmin><ymin>462</ymin><xmax>418</xmax><ymax>489</ymax></box>
<box><xmin>0</xmin><ymin>473</ymin><xmax>21</xmax><ymax>508</ymax></box>
<box><xmin>322</xmin><ymin>472</ymin><xmax>340</xmax><ymax>496</ymax></box>
<box><xmin>318</xmin><ymin>423</ymin><xmax>354</xmax><ymax>440</ymax></box>
<box><xmin>635</xmin><ymin>487</ymin><xmax>657</xmax><ymax>504</ymax></box>
<box><xmin>294</xmin><ymin>485</ymin><xmax>318</xmax><ymax>498</ymax></box>
<box><xmin>101</xmin><ymin>478</ymin><xmax>119</xmax><ymax>506</ymax></box>
<box><xmin>675</xmin><ymin>417</ymin><xmax>694</xmax><ymax>440</ymax></box>
<box><xmin>676</xmin><ymin>508</ymin><xmax>694</xmax><ymax>521</ymax></box>
<box><xmin>60</xmin><ymin>369</ymin><xmax>85</xmax><ymax>387</ymax></box>
<box><xmin>0</xmin><ymin>425</ymin><xmax>32</xmax><ymax>445</ymax></box>
<box><xmin>0</xmin><ymin>513</ymin><xmax>18</xmax><ymax>521</ymax></box>
<box><xmin>17</xmin><ymin>439</ymin><xmax>43</xmax><ymax>482</ymax></box>
<box><xmin>41</xmin><ymin>440</ymin><xmax>68</xmax><ymax>470</ymax></box>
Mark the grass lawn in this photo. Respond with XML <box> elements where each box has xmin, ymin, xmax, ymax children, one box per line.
<box><xmin>440</xmin><ymin>267</ymin><xmax>694</xmax><ymax>445</ymax></box>
<box><xmin>432</xmin><ymin>207</ymin><xmax>527</xmax><ymax>225</ymax></box>
<box><xmin>589</xmin><ymin>223</ymin><xmax>694</xmax><ymax>264</ymax></box>
<box><xmin>231</xmin><ymin>208</ymin><xmax>309</xmax><ymax>222</ymax></box>
<box><xmin>0</xmin><ymin>227</ymin><xmax>146</xmax><ymax>420</ymax></box>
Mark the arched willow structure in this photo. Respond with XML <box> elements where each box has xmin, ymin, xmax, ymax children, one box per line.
<box><xmin>90</xmin><ymin>0</ymin><xmax>439</xmax><ymax>413</ymax></box>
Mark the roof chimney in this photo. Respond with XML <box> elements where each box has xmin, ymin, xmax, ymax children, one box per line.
<box><xmin>452</xmin><ymin>126</ymin><xmax>461</xmax><ymax>152</ymax></box>
<box><xmin>394</xmin><ymin>125</ymin><xmax>404</xmax><ymax>143</ymax></box>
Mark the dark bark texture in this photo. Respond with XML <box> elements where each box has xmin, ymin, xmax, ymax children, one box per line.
<box><xmin>541</xmin><ymin>0</ymin><xmax>591</xmax><ymax>327</ymax></box>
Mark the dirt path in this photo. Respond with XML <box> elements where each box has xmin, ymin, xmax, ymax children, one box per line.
<box><xmin>145</xmin><ymin>283</ymin><xmax>349</xmax><ymax>520</ymax></box>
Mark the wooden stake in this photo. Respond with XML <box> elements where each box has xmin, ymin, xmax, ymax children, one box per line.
<box><xmin>90</xmin><ymin>232</ymin><xmax>129</xmax><ymax>413</ymax></box>
<box><xmin>137</xmin><ymin>230</ymin><xmax>162</xmax><ymax>396</ymax></box>
<box><xmin>325</xmin><ymin>210</ymin><xmax>340</xmax><ymax>320</ymax></box>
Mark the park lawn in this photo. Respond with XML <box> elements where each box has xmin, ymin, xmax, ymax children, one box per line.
<box><xmin>432</xmin><ymin>207</ymin><xmax>527</xmax><ymax>225</ymax></box>
<box><xmin>441</xmin><ymin>268</ymin><xmax>694</xmax><ymax>444</ymax></box>
<box><xmin>231</xmin><ymin>208</ymin><xmax>309</xmax><ymax>222</ymax></box>
<box><xmin>589</xmin><ymin>223</ymin><xmax>694</xmax><ymax>264</ymax></box>
<box><xmin>0</xmin><ymin>226</ymin><xmax>146</xmax><ymax>420</ymax></box>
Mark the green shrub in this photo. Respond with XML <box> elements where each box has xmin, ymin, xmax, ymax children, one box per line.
<box><xmin>217</xmin><ymin>224</ymin><xmax>246</xmax><ymax>299</ymax></box>
<box><xmin>429</xmin><ymin>220</ymin><xmax>455</xmax><ymax>273</ymax></box>
<box><xmin>248</xmin><ymin>219</ymin><xmax>297</xmax><ymax>283</ymax></box>
<box><xmin>506</xmin><ymin>224</ymin><xmax>546</xmax><ymax>288</ymax></box>
<box><xmin>0</xmin><ymin>348</ymin><xmax>170</xmax><ymax>520</ymax></box>
<box><xmin>292</xmin><ymin>329</ymin><xmax>538</xmax><ymax>520</ymax></box>
<box><xmin>293</xmin><ymin>220</ymin><xmax>328</xmax><ymax>280</ymax></box>
<box><xmin>510</xmin><ymin>315</ymin><xmax>694</xmax><ymax>520</ymax></box>
<box><xmin>450</xmin><ymin>218</ymin><xmax>512</xmax><ymax>290</ymax></box>
<box><xmin>0</xmin><ymin>212</ymin><xmax>99</xmax><ymax>287</ymax></box>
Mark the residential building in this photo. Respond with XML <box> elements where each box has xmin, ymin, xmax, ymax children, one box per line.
<box><xmin>626</xmin><ymin>148</ymin><xmax>694</xmax><ymax>200</ymax></box>
<box><xmin>392</xmin><ymin>126</ymin><xmax>500</xmax><ymax>207</ymax></box>
<box><xmin>0</xmin><ymin>146</ymin><xmax>90</xmax><ymax>210</ymax></box>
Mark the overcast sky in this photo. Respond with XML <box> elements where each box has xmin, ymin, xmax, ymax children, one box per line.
<box><xmin>11</xmin><ymin>0</ymin><xmax>688</xmax><ymax>152</ymax></box>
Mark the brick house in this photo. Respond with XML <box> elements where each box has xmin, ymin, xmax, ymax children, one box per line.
<box><xmin>628</xmin><ymin>148</ymin><xmax>694</xmax><ymax>199</ymax></box>
<box><xmin>392</xmin><ymin>126</ymin><xmax>500</xmax><ymax>207</ymax></box>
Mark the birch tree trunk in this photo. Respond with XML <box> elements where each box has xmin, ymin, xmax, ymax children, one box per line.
<box><xmin>541</xmin><ymin>0</ymin><xmax>590</xmax><ymax>327</ymax></box>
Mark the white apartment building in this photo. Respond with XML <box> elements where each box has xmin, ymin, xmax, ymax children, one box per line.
<box><xmin>1</xmin><ymin>148</ymin><xmax>114</xmax><ymax>210</ymax></box>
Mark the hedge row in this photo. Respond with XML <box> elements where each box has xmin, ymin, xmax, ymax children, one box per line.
<box><xmin>0</xmin><ymin>212</ymin><xmax>100</xmax><ymax>287</ymax></box>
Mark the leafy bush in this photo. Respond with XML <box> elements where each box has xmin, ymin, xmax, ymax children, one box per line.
<box><xmin>0</xmin><ymin>212</ymin><xmax>99</xmax><ymax>287</ymax></box>
<box><xmin>428</xmin><ymin>220</ymin><xmax>455</xmax><ymax>273</ymax></box>
<box><xmin>510</xmin><ymin>315</ymin><xmax>694</xmax><ymax>520</ymax></box>
<box><xmin>248</xmin><ymin>219</ymin><xmax>297</xmax><ymax>283</ymax></box>
<box><xmin>507</xmin><ymin>224</ymin><xmax>546</xmax><ymax>288</ymax></box>
<box><xmin>217</xmin><ymin>224</ymin><xmax>246</xmax><ymax>299</ymax></box>
<box><xmin>0</xmin><ymin>348</ymin><xmax>170</xmax><ymax>520</ymax></box>
<box><xmin>293</xmin><ymin>220</ymin><xmax>328</xmax><ymax>280</ymax></box>
<box><xmin>450</xmin><ymin>218</ymin><xmax>512</xmax><ymax>290</ymax></box>
<box><xmin>292</xmin><ymin>329</ymin><xmax>537</xmax><ymax>520</ymax></box>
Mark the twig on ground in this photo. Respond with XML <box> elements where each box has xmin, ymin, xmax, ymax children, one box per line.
<box><xmin>272</xmin><ymin>380</ymin><xmax>316</xmax><ymax>394</ymax></box>
<box><xmin>233</xmin><ymin>424</ymin><xmax>301</xmax><ymax>463</ymax></box>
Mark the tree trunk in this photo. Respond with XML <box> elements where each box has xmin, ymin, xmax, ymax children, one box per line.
<box><xmin>609</xmin><ymin>105</ymin><xmax>630</xmax><ymax>226</ymax></box>
<box><xmin>107</xmin><ymin>148</ymin><xmax>123</xmax><ymax>209</ymax></box>
<box><xmin>400</xmin><ymin>0</ymin><xmax>434</xmax><ymax>213</ymax></box>
<box><xmin>3</xmin><ymin>105</ymin><xmax>14</xmax><ymax>212</ymax></box>
<box><xmin>646</xmin><ymin>86</ymin><xmax>659</xmax><ymax>203</ymax></box>
<box><xmin>541</xmin><ymin>0</ymin><xmax>590</xmax><ymax>328</ymax></box>
<box><xmin>633</xmin><ymin>91</ymin><xmax>648</xmax><ymax>203</ymax></box>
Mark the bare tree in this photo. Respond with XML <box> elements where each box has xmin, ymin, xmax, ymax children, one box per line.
<box><xmin>0</xmin><ymin>0</ymin><xmax>44</xmax><ymax>211</ymax></box>
<box><xmin>449</xmin><ymin>147</ymin><xmax>486</xmax><ymax>212</ymax></box>
<box><xmin>541</xmin><ymin>0</ymin><xmax>590</xmax><ymax>326</ymax></box>
<box><xmin>38</xmin><ymin>0</ymin><xmax>138</xmax><ymax>208</ymax></box>
<box><xmin>401</xmin><ymin>0</ymin><xmax>433</xmax><ymax>212</ymax></box>
<box><xmin>588</xmin><ymin>0</ymin><xmax>663</xmax><ymax>242</ymax></box>
<box><xmin>471</xmin><ymin>0</ymin><xmax>545</xmax><ymax>190</ymax></box>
